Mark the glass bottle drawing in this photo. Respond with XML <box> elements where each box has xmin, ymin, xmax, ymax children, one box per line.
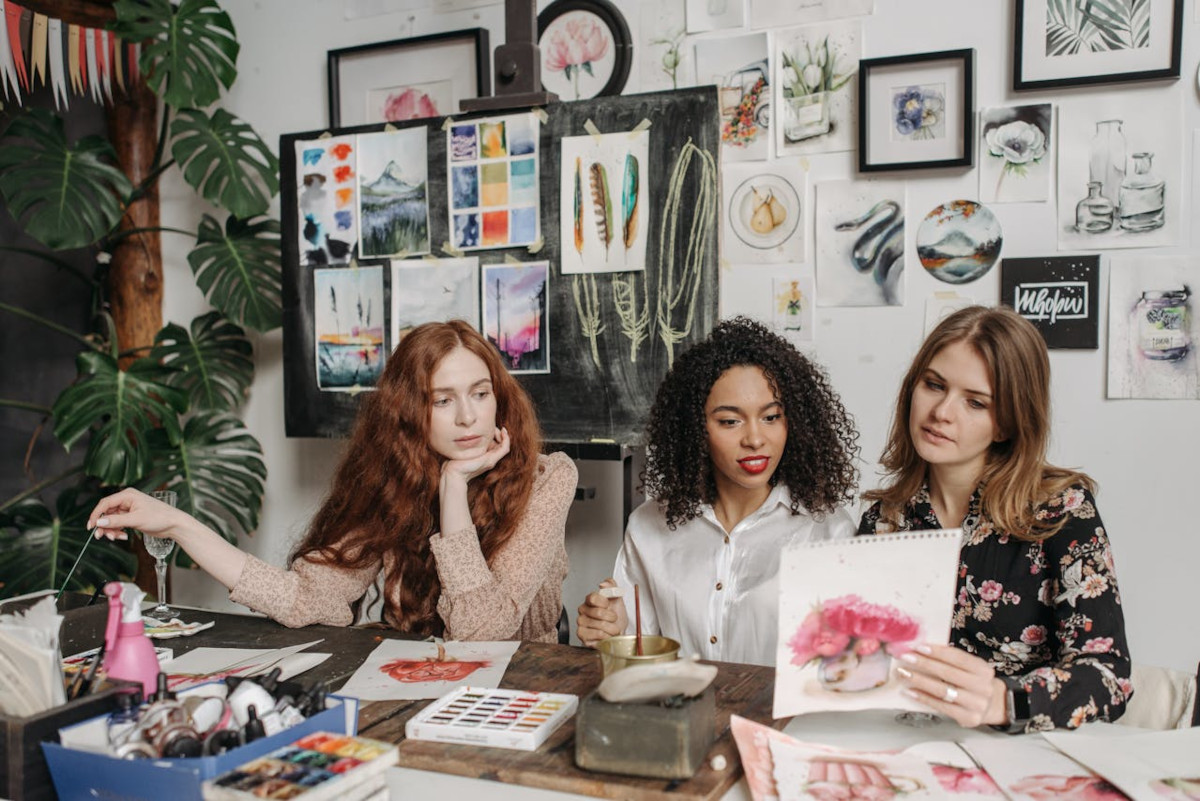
<box><xmin>1088</xmin><ymin>119</ymin><xmax>1125</xmax><ymax>203</ymax></box>
<box><xmin>1075</xmin><ymin>181</ymin><xmax>1114</xmax><ymax>233</ymax></box>
<box><xmin>1118</xmin><ymin>152</ymin><xmax>1165</xmax><ymax>232</ymax></box>
<box><xmin>1135</xmin><ymin>288</ymin><xmax>1191</xmax><ymax>361</ymax></box>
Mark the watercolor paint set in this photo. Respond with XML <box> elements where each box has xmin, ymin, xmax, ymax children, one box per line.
<box><xmin>405</xmin><ymin>686</ymin><xmax>578</xmax><ymax>751</ymax></box>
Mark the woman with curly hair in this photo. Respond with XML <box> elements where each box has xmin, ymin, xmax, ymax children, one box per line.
<box><xmin>88</xmin><ymin>321</ymin><xmax>577</xmax><ymax>642</ymax></box>
<box><xmin>576</xmin><ymin>317</ymin><xmax>859</xmax><ymax>665</ymax></box>
<box><xmin>859</xmin><ymin>306</ymin><xmax>1130</xmax><ymax>731</ymax></box>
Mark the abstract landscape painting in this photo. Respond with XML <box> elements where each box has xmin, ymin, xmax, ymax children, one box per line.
<box><xmin>482</xmin><ymin>261</ymin><xmax>550</xmax><ymax>374</ymax></box>
<box><xmin>390</xmin><ymin>257</ymin><xmax>480</xmax><ymax>346</ymax></box>
<box><xmin>357</xmin><ymin>128</ymin><xmax>430</xmax><ymax>258</ymax></box>
<box><xmin>314</xmin><ymin>266</ymin><xmax>385</xmax><ymax>391</ymax></box>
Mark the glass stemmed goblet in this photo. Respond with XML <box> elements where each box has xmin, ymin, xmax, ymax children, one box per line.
<box><xmin>143</xmin><ymin>490</ymin><xmax>178</xmax><ymax>618</ymax></box>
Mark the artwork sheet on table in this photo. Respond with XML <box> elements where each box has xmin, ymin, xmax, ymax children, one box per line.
<box><xmin>815</xmin><ymin>179</ymin><xmax>904</xmax><ymax>306</ymax></box>
<box><xmin>1042</xmin><ymin>729</ymin><xmax>1200</xmax><ymax>801</ymax></box>
<box><xmin>723</xmin><ymin>160</ymin><xmax>807</xmax><ymax>264</ymax></box>
<box><xmin>731</xmin><ymin>714</ymin><xmax>1001</xmax><ymax>801</ymax></box>
<box><xmin>337</xmin><ymin>640</ymin><xmax>518</xmax><ymax>701</ymax></box>
<box><xmin>1107</xmin><ymin>256</ymin><xmax>1200</xmax><ymax>400</ymax></box>
<box><xmin>161</xmin><ymin>641</ymin><xmax>331</xmax><ymax>692</ymax></box>
<box><xmin>637</xmin><ymin>0</ymin><xmax>691</xmax><ymax>93</ymax></box>
<box><xmin>481</xmin><ymin>261</ymin><xmax>550</xmax><ymax>374</ymax></box>
<box><xmin>773</xmin><ymin>529</ymin><xmax>961</xmax><ymax>718</ymax></box>
<box><xmin>693</xmin><ymin>32</ymin><xmax>771</xmax><ymax>162</ymax></box>
<box><xmin>314</xmin><ymin>265</ymin><xmax>386</xmax><ymax>391</ymax></box>
<box><xmin>1000</xmin><ymin>255</ymin><xmax>1099</xmax><ymax>350</ymax></box>
<box><xmin>559</xmin><ymin>129</ymin><xmax>650</xmax><ymax>274</ymax></box>
<box><xmin>390</xmin><ymin>257</ymin><xmax>481</xmax><ymax>346</ymax></box>
<box><xmin>964</xmin><ymin>737</ymin><xmax>1131</xmax><ymax>801</ymax></box>
<box><xmin>978</xmin><ymin>104</ymin><xmax>1052</xmax><ymax>204</ymax></box>
<box><xmin>296</xmin><ymin>135</ymin><xmax>359</xmax><ymax>267</ymax></box>
<box><xmin>447</xmin><ymin>112</ymin><xmax>540</xmax><ymax>251</ymax></box>
<box><xmin>749</xmin><ymin>0</ymin><xmax>873</xmax><ymax>28</ymax></box>
<box><xmin>1056</xmin><ymin>88</ymin><xmax>1181</xmax><ymax>251</ymax></box>
<box><xmin>357</xmin><ymin>126</ymin><xmax>431</xmax><ymax>258</ymax></box>
<box><xmin>773</xmin><ymin>19</ymin><xmax>862</xmax><ymax>156</ymax></box>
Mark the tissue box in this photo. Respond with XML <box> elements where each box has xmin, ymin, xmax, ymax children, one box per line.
<box><xmin>0</xmin><ymin>680</ymin><xmax>141</xmax><ymax>801</ymax></box>
<box><xmin>41</xmin><ymin>691</ymin><xmax>359</xmax><ymax>801</ymax></box>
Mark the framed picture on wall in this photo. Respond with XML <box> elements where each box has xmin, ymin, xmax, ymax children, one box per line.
<box><xmin>327</xmin><ymin>29</ymin><xmax>491</xmax><ymax>128</ymax></box>
<box><xmin>858</xmin><ymin>49</ymin><xmax>974</xmax><ymax>173</ymax></box>
<box><xmin>1014</xmin><ymin>0</ymin><xmax>1183</xmax><ymax>90</ymax></box>
<box><xmin>537</xmin><ymin>0</ymin><xmax>633</xmax><ymax>101</ymax></box>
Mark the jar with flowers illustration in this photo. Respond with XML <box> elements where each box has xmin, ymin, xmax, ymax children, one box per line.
<box><xmin>780</xmin><ymin>35</ymin><xmax>853</xmax><ymax>143</ymax></box>
<box><xmin>787</xmin><ymin>594</ymin><xmax>920</xmax><ymax>693</ymax></box>
<box><xmin>1117</xmin><ymin>152</ymin><xmax>1165</xmax><ymax>232</ymax></box>
<box><xmin>1136</xmin><ymin>288</ymin><xmax>1191</xmax><ymax>362</ymax></box>
<box><xmin>1075</xmin><ymin>181</ymin><xmax>1114</xmax><ymax>233</ymax></box>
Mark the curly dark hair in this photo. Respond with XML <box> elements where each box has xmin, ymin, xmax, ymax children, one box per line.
<box><xmin>642</xmin><ymin>316</ymin><xmax>859</xmax><ymax>527</ymax></box>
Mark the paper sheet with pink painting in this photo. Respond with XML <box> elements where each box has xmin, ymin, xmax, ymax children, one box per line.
<box><xmin>773</xmin><ymin>530</ymin><xmax>962</xmax><ymax>717</ymax></box>
<box><xmin>730</xmin><ymin>715</ymin><xmax>1004</xmax><ymax>801</ymax></box>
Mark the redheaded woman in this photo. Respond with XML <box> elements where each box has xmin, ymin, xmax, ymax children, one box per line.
<box><xmin>89</xmin><ymin>321</ymin><xmax>576</xmax><ymax>642</ymax></box>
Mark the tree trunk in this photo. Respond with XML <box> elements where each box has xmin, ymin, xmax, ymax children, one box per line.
<box><xmin>106</xmin><ymin>76</ymin><xmax>163</xmax><ymax>598</ymax></box>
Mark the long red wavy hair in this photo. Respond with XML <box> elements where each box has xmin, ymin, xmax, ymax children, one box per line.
<box><xmin>292</xmin><ymin>320</ymin><xmax>542</xmax><ymax>635</ymax></box>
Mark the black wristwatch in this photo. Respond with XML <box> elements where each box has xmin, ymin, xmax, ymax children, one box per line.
<box><xmin>1001</xmin><ymin>686</ymin><xmax>1032</xmax><ymax>732</ymax></box>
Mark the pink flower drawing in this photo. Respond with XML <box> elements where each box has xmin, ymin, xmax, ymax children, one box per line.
<box><xmin>978</xmin><ymin>580</ymin><xmax>1004</xmax><ymax>602</ymax></box>
<box><xmin>381</xmin><ymin>88</ymin><xmax>440</xmax><ymax>122</ymax></box>
<box><xmin>789</xmin><ymin>594</ymin><xmax>920</xmax><ymax>667</ymax></box>
<box><xmin>1082</xmin><ymin>637</ymin><xmax>1114</xmax><ymax>654</ymax></box>
<box><xmin>1009</xmin><ymin>774</ymin><xmax>1129</xmax><ymax>801</ymax></box>
<box><xmin>1021</xmin><ymin>625</ymin><xmax>1047</xmax><ymax>645</ymax></box>
<box><xmin>544</xmin><ymin>14</ymin><xmax>610</xmax><ymax>100</ymax></box>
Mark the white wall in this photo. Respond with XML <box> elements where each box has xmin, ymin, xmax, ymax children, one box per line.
<box><xmin>169</xmin><ymin>0</ymin><xmax>1200</xmax><ymax>672</ymax></box>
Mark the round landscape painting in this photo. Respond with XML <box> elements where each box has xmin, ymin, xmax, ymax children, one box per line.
<box><xmin>915</xmin><ymin>200</ymin><xmax>1003</xmax><ymax>285</ymax></box>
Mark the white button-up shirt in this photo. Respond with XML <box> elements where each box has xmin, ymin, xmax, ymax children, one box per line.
<box><xmin>613</xmin><ymin>483</ymin><xmax>855</xmax><ymax>666</ymax></box>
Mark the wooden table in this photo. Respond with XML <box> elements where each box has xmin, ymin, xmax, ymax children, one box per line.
<box><xmin>57</xmin><ymin>603</ymin><xmax>783</xmax><ymax>801</ymax></box>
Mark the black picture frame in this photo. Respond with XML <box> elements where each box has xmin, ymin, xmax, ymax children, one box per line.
<box><xmin>537</xmin><ymin>0</ymin><xmax>632</xmax><ymax>101</ymax></box>
<box><xmin>326</xmin><ymin>29</ymin><xmax>490</xmax><ymax>128</ymax></box>
<box><xmin>1013</xmin><ymin>0</ymin><xmax>1183</xmax><ymax>91</ymax></box>
<box><xmin>858</xmin><ymin>49</ymin><xmax>974</xmax><ymax>173</ymax></box>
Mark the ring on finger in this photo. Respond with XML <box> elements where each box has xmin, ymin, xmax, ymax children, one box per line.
<box><xmin>942</xmin><ymin>685</ymin><xmax>959</xmax><ymax>704</ymax></box>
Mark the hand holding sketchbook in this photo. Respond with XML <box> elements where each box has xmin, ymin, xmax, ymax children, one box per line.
<box><xmin>773</xmin><ymin>530</ymin><xmax>962</xmax><ymax>718</ymax></box>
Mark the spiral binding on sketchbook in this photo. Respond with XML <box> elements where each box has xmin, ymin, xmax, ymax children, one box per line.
<box><xmin>804</xmin><ymin>528</ymin><xmax>963</xmax><ymax>546</ymax></box>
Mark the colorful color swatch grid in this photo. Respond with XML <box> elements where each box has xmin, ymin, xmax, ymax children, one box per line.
<box><xmin>295</xmin><ymin>136</ymin><xmax>358</xmax><ymax>266</ymax></box>
<box><xmin>447</xmin><ymin>112</ymin><xmax>541</xmax><ymax>250</ymax></box>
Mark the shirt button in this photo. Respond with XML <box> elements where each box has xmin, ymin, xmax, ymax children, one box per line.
<box><xmin>710</xmin><ymin>635</ymin><xmax>718</xmax><ymax>644</ymax></box>
<box><xmin>724</xmin><ymin>535</ymin><xmax>730</xmax><ymax>544</ymax></box>
<box><xmin>715</xmin><ymin>582</ymin><xmax>723</xmax><ymax>591</ymax></box>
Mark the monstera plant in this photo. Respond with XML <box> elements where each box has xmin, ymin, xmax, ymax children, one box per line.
<box><xmin>0</xmin><ymin>0</ymin><xmax>278</xmax><ymax>598</ymax></box>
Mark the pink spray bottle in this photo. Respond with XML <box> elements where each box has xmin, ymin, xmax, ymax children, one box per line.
<box><xmin>103</xmin><ymin>581</ymin><xmax>159</xmax><ymax>697</ymax></box>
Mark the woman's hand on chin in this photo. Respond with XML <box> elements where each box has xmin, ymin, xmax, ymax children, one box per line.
<box><xmin>441</xmin><ymin>427</ymin><xmax>511</xmax><ymax>485</ymax></box>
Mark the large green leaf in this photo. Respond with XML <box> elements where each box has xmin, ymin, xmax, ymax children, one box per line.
<box><xmin>111</xmin><ymin>0</ymin><xmax>238</xmax><ymax>109</ymax></box>
<box><xmin>139</xmin><ymin>412</ymin><xmax>266</xmax><ymax>560</ymax></box>
<box><xmin>151</xmin><ymin>312</ymin><xmax>254</xmax><ymax>412</ymax></box>
<box><xmin>0</xmin><ymin>110</ymin><xmax>132</xmax><ymax>250</ymax></box>
<box><xmin>52</xmin><ymin>351</ymin><xmax>189</xmax><ymax>486</ymax></box>
<box><xmin>187</xmin><ymin>214</ymin><xmax>282</xmax><ymax>332</ymax></box>
<box><xmin>0</xmin><ymin>487</ymin><xmax>136</xmax><ymax>599</ymax></box>
<box><xmin>170</xmin><ymin>108</ymin><xmax>278</xmax><ymax>219</ymax></box>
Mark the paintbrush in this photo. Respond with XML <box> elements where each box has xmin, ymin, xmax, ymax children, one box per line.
<box><xmin>634</xmin><ymin>583</ymin><xmax>643</xmax><ymax>656</ymax></box>
<box><xmin>56</xmin><ymin>528</ymin><xmax>96</xmax><ymax>601</ymax></box>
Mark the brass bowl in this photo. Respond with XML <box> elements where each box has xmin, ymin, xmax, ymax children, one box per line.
<box><xmin>596</xmin><ymin>635</ymin><xmax>680</xmax><ymax>677</ymax></box>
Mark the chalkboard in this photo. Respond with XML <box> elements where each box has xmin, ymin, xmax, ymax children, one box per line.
<box><xmin>280</xmin><ymin>87</ymin><xmax>720</xmax><ymax>446</ymax></box>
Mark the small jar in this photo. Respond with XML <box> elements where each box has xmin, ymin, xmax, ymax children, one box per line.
<box><xmin>1136</xmin><ymin>289</ymin><xmax>1191</xmax><ymax>361</ymax></box>
<box><xmin>1075</xmin><ymin>181</ymin><xmax>1113</xmax><ymax>233</ymax></box>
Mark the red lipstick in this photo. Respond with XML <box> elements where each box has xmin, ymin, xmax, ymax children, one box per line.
<box><xmin>738</xmin><ymin>456</ymin><xmax>769</xmax><ymax>475</ymax></box>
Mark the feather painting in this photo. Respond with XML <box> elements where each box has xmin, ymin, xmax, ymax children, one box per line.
<box><xmin>559</xmin><ymin>130</ymin><xmax>648</xmax><ymax>275</ymax></box>
<box><xmin>622</xmin><ymin>153</ymin><xmax>639</xmax><ymax>252</ymax></box>
<box><xmin>574</xmin><ymin>157</ymin><xmax>584</xmax><ymax>258</ymax></box>
<box><xmin>589</xmin><ymin>162</ymin><xmax>613</xmax><ymax>256</ymax></box>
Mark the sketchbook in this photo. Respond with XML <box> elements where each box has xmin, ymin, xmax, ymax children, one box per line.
<box><xmin>773</xmin><ymin>529</ymin><xmax>962</xmax><ymax>718</ymax></box>
<box><xmin>1043</xmin><ymin>729</ymin><xmax>1200</xmax><ymax>801</ymax></box>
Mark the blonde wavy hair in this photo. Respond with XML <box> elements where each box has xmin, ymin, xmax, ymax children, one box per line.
<box><xmin>864</xmin><ymin>306</ymin><xmax>1092</xmax><ymax>541</ymax></box>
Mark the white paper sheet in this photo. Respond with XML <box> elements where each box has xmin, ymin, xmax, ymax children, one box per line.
<box><xmin>336</xmin><ymin>639</ymin><xmax>519</xmax><ymax>701</ymax></box>
<box><xmin>160</xmin><ymin>640</ymin><xmax>330</xmax><ymax>692</ymax></box>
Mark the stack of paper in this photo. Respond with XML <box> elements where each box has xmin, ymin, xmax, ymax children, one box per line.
<box><xmin>0</xmin><ymin>595</ymin><xmax>66</xmax><ymax>716</ymax></box>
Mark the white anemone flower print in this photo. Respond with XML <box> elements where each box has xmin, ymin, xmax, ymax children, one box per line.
<box><xmin>979</xmin><ymin>104</ymin><xmax>1052</xmax><ymax>204</ymax></box>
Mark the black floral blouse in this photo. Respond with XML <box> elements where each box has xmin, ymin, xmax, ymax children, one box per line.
<box><xmin>858</xmin><ymin>484</ymin><xmax>1132</xmax><ymax>732</ymax></box>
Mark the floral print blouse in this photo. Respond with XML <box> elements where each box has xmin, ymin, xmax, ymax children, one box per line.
<box><xmin>858</xmin><ymin>484</ymin><xmax>1132</xmax><ymax>732</ymax></box>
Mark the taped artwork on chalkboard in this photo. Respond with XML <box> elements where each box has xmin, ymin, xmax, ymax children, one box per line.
<box><xmin>314</xmin><ymin>266</ymin><xmax>385</xmax><ymax>391</ymax></box>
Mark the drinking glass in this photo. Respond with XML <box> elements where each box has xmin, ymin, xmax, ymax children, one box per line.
<box><xmin>144</xmin><ymin>490</ymin><xmax>178</xmax><ymax>618</ymax></box>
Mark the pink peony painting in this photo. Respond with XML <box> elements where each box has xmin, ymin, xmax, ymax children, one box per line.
<box><xmin>541</xmin><ymin>11</ymin><xmax>615</xmax><ymax>100</ymax></box>
<box><xmin>366</xmin><ymin>80</ymin><xmax>451</xmax><ymax>124</ymax></box>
